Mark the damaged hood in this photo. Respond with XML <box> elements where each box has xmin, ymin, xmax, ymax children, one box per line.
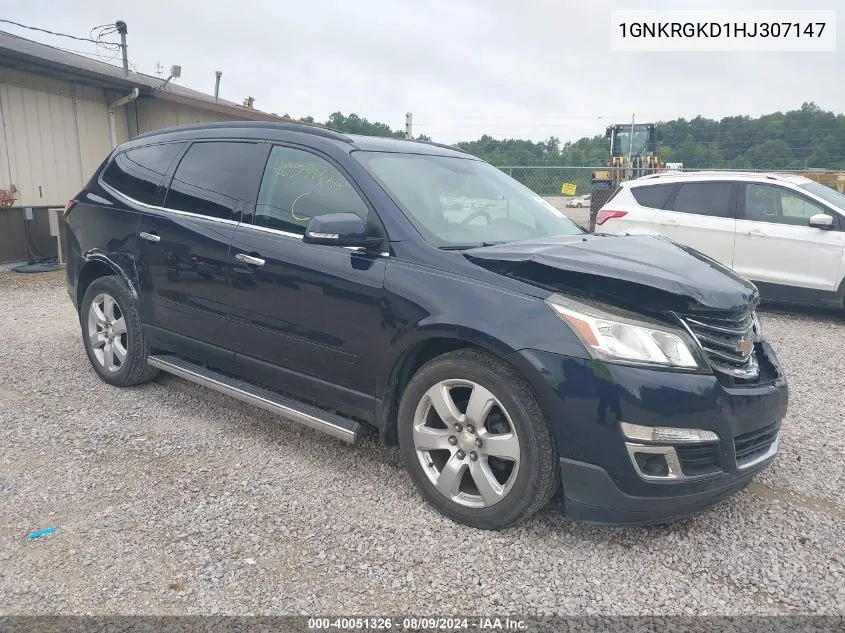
<box><xmin>465</xmin><ymin>234</ymin><xmax>759</xmax><ymax>313</ymax></box>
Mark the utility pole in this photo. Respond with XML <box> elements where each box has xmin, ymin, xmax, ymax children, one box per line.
<box><xmin>116</xmin><ymin>20</ymin><xmax>129</xmax><ymax>75</ymax></box>
<box><xmin>405</xmin><ymin>112</ymin><xmax>413</xmax><ymax>139</ymax></box>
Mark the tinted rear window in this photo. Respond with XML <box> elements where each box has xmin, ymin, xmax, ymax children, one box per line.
<box><xmin>630</xmin><ymin>183</ymin><xmax>674</xmax><ymax>209</ymax></box>
<box><xmin>670</xmin><ymin>182</ymin><xmax>734</xmax><ymax>218</ymax></box>
<box><xmin>164</xmin><ymin>142</ymin><xmax>261</xmax><ymax>220</ymax></box>
<box><xmin>101</xmin><ymin>143</ymin><xmax>184</xmax><ymax>205</ymax></box>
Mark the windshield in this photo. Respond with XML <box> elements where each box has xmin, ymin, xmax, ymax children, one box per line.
<box><xmin>612</xmin><ymin>126</ymin><xmax>652</xmax><ymax>157</ymax></box>
<box><xmin>799</xmin><ymin>181</ymin><xmax>845</xmax><ymax>211</ymax></box>
<box><xmin>355</xmin><ymin>151</ymin><xmax>584</xmax><ymax>248</ymax></box>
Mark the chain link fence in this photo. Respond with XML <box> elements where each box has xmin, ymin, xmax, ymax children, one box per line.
<box><xmin>499</xmin><ymin>166</ymin><xmax>845</xmax><ymax>198</ymax></box>
<box><xmin>500</xmin><ymin>166</ymin><xmax>600</xmax><ymax>198</ymax></box>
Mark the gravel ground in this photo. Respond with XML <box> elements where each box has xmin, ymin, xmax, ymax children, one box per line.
<box><xmin>0</xmin><ymin>269</ymin><xmax>843</xmax><ymax>616</ymax></box>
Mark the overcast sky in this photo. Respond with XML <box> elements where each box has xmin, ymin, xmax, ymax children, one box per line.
<box><xmin>4</xmin><ymin>0</ymin><xmax>843</xmax><ymax>143</ymax></box>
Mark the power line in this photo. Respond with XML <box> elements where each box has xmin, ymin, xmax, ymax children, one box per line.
<box><xmin>0</xmin><ymin>19</ymin><xmax>113</xmax><ymax>45</ymax></box>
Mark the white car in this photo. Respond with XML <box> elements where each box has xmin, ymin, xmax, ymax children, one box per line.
<box><xmin>595</xmin><ymin>171</ymin><xmax>845</xmax><ymax>307</ymax></box>
<box><xmin>566</xmin><ymin>195</ymin><xmax>590</xmax><ymax>208</ymax></box>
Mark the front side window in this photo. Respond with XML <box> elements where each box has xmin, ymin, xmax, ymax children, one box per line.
<box><xmin>165</xmin><ymin>142</ymin><xmax>260</xmax><ymax>220</ymax></box>
<box><xmin>745</xmin><ymin>184</ymin><xmax>828</xmax><ymax>226</ymax></box>
<box><xmin>799</xmin><ymin>181</ymin><xmax>845</xmax><ymax>212</ymax></box>
<box><xmin>354</xmin><ymin>151</ymin><xmax>583</xmax><ymax>248</ymax></box>
<box><xmin>254</xmin><ymin>146</ymin><xmax>368</xmax><ymax>235</ymax></box>
<box><xmin>671</xmin><ymin>182</ymin><xmax>734</xmax><ymax>218</ymax></box>
<box><xmin>101</xmin><ymin>143</ymin><xmax>183</xmax><ymax>205</ymax></box>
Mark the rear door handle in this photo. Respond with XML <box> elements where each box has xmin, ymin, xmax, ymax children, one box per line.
<box><xmin>139</xmin><ymin>231</ymin><xmax>160</xmax><ymax>242</ymax></box>
<box><xmin>747</xmin><ymin>230</ymin><xmax>766</xmax><ymax>238</ymax></box>
<box><xmin>235</xmin><ymin>253</ymin><xmax>265</xmax><ymax>266</ymax></box>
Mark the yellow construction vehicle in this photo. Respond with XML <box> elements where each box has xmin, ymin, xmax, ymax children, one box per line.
<box><xmin>799</xmin><ymin>170</ymin><xmax>845</xmax><ymax>194</ymax></box>
<box><xmin>589</xmin><ymin>123</ymin><xmax>664</xmax><ymax>230</ymax></box>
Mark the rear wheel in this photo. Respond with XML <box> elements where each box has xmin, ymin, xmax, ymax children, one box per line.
<box><xmin>80</xmin><ymin>275</ymin><xmax>158</xmax><ymax>387</ymax></box>
<box><xmin>589</xmin><ymin>181</ymin><xmax>615</xmax><ymax>232</ymax></box>
<box><xmin>398</xmin><ymin>350</ymin><xmax>559</xmax><ymax>530</ymax></box>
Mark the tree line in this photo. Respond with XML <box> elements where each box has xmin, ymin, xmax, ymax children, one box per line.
<box><xmin>302</xmin><ymin>103</ymin><xmax>844</xmax><ymax>172</ymax></box>
<box><xmin>291</xmin><ymin>104</ymin><xmax>844</xmax><ymax>196</ymax></box>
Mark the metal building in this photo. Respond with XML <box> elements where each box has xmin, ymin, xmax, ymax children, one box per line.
<box><xmin>0</xmin><ymin>30</ymin><xmax>287</xmax><ymax>263</ymax></box>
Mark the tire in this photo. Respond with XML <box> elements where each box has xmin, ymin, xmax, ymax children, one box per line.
<box><xmin>397</xmin><ymin>349</ymin><xmax>559</xmax><ymax>530</ymax></box>
<box><xmin>80</xmin><ymin>275</ymin><xmax>158</xmax><ymax>387</ymax></box>
<box><xmin>589</xmin><ymin>182</ymin><xmax>615</xmax><ymax>232</ymax></box>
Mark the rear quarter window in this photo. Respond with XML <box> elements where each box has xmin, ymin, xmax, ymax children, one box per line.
<box><xmin>101</xmin><ymin>143</ymin><xmax>184</xmax><ymax>206</ymax></box>
<box><xmin>630</xmin><ymin>183</ymin><xmax>674</xmax><ymax>209</ymax></box>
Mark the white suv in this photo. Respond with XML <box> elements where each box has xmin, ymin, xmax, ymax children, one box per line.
<box><xmin>595</xmin><ymin>172</ymin><xmax>845</xmax><ymax>307</ymax></box>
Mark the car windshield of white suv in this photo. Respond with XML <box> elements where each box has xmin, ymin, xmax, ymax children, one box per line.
<box><xmin>355</xmin><ymin>151</ymin><xmax>584</xmax><ymax>248</ymax></box>
<box><xmin>799</xmin><ymin>181</ymin><xmax>845</xmax><ymax>211</ymax></box>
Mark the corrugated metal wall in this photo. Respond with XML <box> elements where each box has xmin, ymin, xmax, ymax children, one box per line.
<box><xmin>135</xmin><ymin>98</ymin><xmax>242</xmax><ymax>131</ymax></box>
<box><xmin>0</xmin><ymin>66</ymin><xmax>252</xmax><ymax>263</ymax></box>
<box><xmin>0</xmin><ymin>67</ymin><xmax>122</xmax><ymax>209</ymax></box>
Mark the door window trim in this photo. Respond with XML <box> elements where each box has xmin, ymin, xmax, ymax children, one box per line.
<box><xmin>737</xmin><ymin>182</ymin><xmax>842</xmax><ymax>230</ymax></box>
<box><xmin>232</xmin><ymin>218</ymin><xmax>390</xmax><ymax>257</ymax></box>
<box><xmin>99</xmin><ymin>179</ymin><xmax>240</xmax><ymax>226</ymax></box>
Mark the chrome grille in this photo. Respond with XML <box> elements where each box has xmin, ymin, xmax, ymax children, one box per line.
<box><xmin>682</xmin><ymin>311</ymin><xmax>760</xmax><ymax>380</ymax></box>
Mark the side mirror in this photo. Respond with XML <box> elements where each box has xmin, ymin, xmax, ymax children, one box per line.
<box><xmin>808</xmin><ymin>213</ymin><xmax>834</xmax><ymax>229</ymax></box>
<box><xmin>303</xmin><ymin>213</ymin><xmax>383</xmax><ymax>248</ymax></box>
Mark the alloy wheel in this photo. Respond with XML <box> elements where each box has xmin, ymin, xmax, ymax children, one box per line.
<box><xmin>87</xmin><ymin>292</ymin><xmax>128</xmax><ymax>373</ymax></box>
<box><xmin>412</xmin><ymin>379</ymin><xmax>521</xmax><ymax>508</ymax></box>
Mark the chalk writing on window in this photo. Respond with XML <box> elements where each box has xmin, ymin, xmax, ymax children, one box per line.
<box><xmin>272</xmin><ymin>160</ymin><xmax>344</xmax><ymax>191</ymax></box>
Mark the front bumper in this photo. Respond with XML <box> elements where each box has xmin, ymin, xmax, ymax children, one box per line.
<box><xmin>559</xmin><ymin>454</ymin><xmax>766</xmax><ymax>526</ymax></box>
<box><xmin>509</xmin><ymin>341</ymin><xmax>788</xmax><ymax>525</ymax></box>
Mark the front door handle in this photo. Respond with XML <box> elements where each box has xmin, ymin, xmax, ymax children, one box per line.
<box><xmin>139</xmin><ymin>231</ymin><xmax>160</xmax><ymax>242</ymax></box>
<box><xmin>747</xmin><ymin>230</ymin><xmax>766</xmax><ymax>238</ymax></box>
<box><xmin>660</xmin><ymin>220</ymin><xmax>678</xmax><ymax>227</ymax></box>
<box><xmin>235</xmin><ymin>253</ymin><xmax>265</xmax><ymax>266</ymax></box>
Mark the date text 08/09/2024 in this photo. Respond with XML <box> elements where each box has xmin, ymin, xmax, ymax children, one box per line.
<box><xmin>307</xmin><ymin>617</ymin><xmax>528</xmax><ymax>630</ymax></box>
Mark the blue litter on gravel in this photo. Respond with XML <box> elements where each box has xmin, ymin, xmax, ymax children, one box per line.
<box><xmin>26</xmin><ymin>527</ymin><xmax>57</xmax><ymax>540</ymax></box>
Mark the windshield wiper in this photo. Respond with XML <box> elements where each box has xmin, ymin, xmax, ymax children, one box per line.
<box><xmin>438</xmin><ymin>241</ymin><xmax>509</xmax><ymax>251</ymax></box>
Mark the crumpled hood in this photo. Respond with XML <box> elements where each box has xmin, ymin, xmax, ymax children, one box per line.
<box><xmin>465</xmin><ymin>234</ymin><xmax>759</xmax><ymax>314</ymax></box>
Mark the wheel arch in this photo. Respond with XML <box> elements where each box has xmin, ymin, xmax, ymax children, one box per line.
<box><xmin>76</xmin><ymin>253</ymin><xmax>137</xmax><ymax>313</ymax></box>
<box><xmin>376</xmin><ymin>328</ymin><xmax>526</xmax><ymax>446</ymax></box>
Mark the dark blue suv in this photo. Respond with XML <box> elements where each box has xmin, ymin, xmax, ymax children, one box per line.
<box><xmin>64</xmin><ymin>121</ymin><xmax>788</xmax><ymax>529</ymax></box>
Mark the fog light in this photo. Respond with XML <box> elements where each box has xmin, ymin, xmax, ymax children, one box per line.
<box><xmin>621</xmin><ymin>422</ymin><xmax>719</xmax><ymax>444</ymax></box>
<box><xmin>634</xmin><ymin>452</ymin><xmax>669</xmax><ymax>477</ymax></box>
<box><xmin>625</xmin><ymin>443</ymin><xmax>684</xmax><ymax>481</ymax></box>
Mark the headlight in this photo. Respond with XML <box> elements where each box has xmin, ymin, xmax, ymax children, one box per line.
<box><xmin>544</xmin><ymin>293</ymin><xmax>704</xmax><ymax>369</ymax></box>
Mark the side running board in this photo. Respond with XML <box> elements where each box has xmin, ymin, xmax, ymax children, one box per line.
<box><xmin>148</xmin><ymin>355</ymin><xmax>361</xmax><ymax>444</ymax></box>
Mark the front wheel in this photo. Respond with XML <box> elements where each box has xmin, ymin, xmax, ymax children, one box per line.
<box><xmin>398</xmin><ymin>350</ymin><xmax>559</xmax><ymax>530</ymax></box>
